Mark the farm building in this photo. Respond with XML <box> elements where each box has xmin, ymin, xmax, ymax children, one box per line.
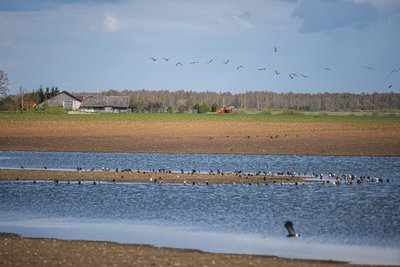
<box><xmin>80</xmin><ymin>95</ymin><xmax>130</xmax><ymax>113</ymax></box>
<box><xmin>39</xmin><ymin>91</ymin><xmax>82</xmax><ymax>111</ymax></box>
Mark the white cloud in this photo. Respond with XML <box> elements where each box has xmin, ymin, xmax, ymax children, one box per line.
<box><xmin>104</xmin><ymin>11</ymin><xmax>122</xmax><ymax>32</ymax></box>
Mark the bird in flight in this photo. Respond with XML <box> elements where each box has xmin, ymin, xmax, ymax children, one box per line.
<box><xmin>176</xmin><ymin>62</ymin><xmax>182</xmax><ymax>66</ymax></box>
<box><xmin>289</xmin><ymin>73</ymin><xmax>295</xmax><ymax>79</ymax></box>
<box><xmin>322</xmin><ymin>67</ymin><xmax>333</xmax><ymax>71</ymax></box>
<box><xmin>290</xmin><ymin>73</ymin><xmax>298</xmax><ymax>77</ymax></box>
<box><xmin>223</xmin><ymin>59</ymin><xmax>230</xmax><ymax>64</ymax></box>
<box><xmin>274</xmin><ymin>70</ymin><xmax>280</xmax><ymax>75</ymax></box>
<box><xmin>388</xmin><ymin>84</ymin><xmax>393</xmax><ymax>88</ymax></box>
<box><xmin>237</xmin><ymin>66</ymin><xmax>245</xmax><ymax>70</ymax></box>
<box><xmin>365</xmin><ymin>66</ymin><xmax>375</xmax><ymax>71</ymax></box>
<box><xmin>206</xmin><ymin>59</ymin><xmax>213</xmax><ymax>64</ymax></box>
<box><xmin>257</xmin><ymin>68</ymin><xmax>266</xmax><ymax>71</ymax></box>
<box><xmin>150</xmin><ymin>57</ymin><xmax>157</xmax><ymax>62</ymax></box>
<box><xmin>391</xmin><ymin>69</ymin><xmax>398</xmax><ymax>74</ymax></box>
<box><xmin>284</xmin><ymin>221</ymin><xmax>300</xmax><ymax>237</ymax></box>
<box><xmin>163</xmin><ymin>58</ymin><xmax>169</xmax><ymax>61</ymax></box>
<box><xmin>274</xmin><ymin>47</ymin><xmax>278</xmax><ymax>53</ymax></box>
<box><xmin>300</xmin><ymin>74</ymin><xmax>310</xmax><ymax>78</ymax></box>
<box><xmin>190</xmin><ymin>61</ymin><xmax>199</xmax><ymax>64</ymax></box>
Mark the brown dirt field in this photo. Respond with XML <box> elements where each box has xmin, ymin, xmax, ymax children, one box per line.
<box><xmin>1</xmin><ymin>117</ymin><xmax>400</xmax><ymax>156</ymax></box>
<box><xmin>1</xmin><ymin>233</ymin><xmax>382</xmax><ymax>267</ymax></box>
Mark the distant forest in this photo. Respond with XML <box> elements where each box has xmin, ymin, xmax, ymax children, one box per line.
<box><xmin>1</xmin><ymin>88</ymin><xmax>399</xmax><ymax>113</ymax></box>
<box><xmin>97</xmin><ymin>89</ymin><xmax>400</xmax><ymax>113</ymax></box>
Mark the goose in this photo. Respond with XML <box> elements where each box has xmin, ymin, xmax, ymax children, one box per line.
<box><xmin>274</xmin><ymin>70</ymin><xmax>280</xmax><ymax>75</ymax></box>
<box><xmin>206</xmin><ymin>59</ymin><xmax>213</xmax><ymax>64</ymax></box>
<box><xmin>322</xmin><ymin>67</ymin><xmax>333</xmax><ymax>71</ymax></box>
<box><xmin>236</xmin><ymin>65</ymin><xmax>245</xmax><ymax>70</ymax></box>
<box><xmin>150</xmin><ymin>57</ymin><xmax>157</xmax><ymax>62</ymax></box>
<box><xmin>285</xmin><ymin>221</ymin><xmax>300</xmax><ymax>237</ymax></box>
<box><xmin>223</xmin><ymin>59</ymin><xmax>230</xmax><ymax>64</ymax></box>
<box><xmin>176</xmin><ymin>62</ymin><xmax>183</xmax><ymax>66</ymax></box>
<box><xmin>274</xmin><ymin>47</ymin><xmax>278</xmax><ymax>53</ymax></box>
<box><xmin>257</xmin><ymin>68</ymin><xmax>266</xmax><ymax>71</ymax></box>
<box><xmin>163</xmin><ymin>58</ymin><xmax>169</xmax><ymax>61</ymax></box>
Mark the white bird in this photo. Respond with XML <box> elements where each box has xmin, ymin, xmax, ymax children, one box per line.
<box><xmin>285</xmin><ymin>221</ymin><xmax>300</xmax><ymax>237</ymax></box>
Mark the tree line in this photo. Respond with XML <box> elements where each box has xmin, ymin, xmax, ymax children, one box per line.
<box><xmin>98</xmin><ymin>89</ymin><xmax>400</xmax><ymax>113</ymax></box>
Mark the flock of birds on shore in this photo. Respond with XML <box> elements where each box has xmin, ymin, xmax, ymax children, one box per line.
<box><xmin>23</xmin><ymin>165</ymin><xmax>390</xmax><ymax>187</ymax></box>
<box><xmin>149</xmin><ymin>47</ymin><xmax>399</xmax><ymax>88</ymax></box>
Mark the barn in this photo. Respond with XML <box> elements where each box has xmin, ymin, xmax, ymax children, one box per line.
<box><xmin>39</xmin><ymin>91</ymin><xmax>82</xmax><ymax>111</ymax></box>
<box><xmin>80</xmin><ymin>95</ymin><xmax>130</xmax><ymax>113</ymax></box>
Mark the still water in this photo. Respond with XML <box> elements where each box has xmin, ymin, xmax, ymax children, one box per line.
<box><xmin>0</xmin><ymin>151</ymin><xmax>399</xmax><ymax>264</ymax></box>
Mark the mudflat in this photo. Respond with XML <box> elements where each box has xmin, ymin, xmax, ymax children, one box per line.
<box><xmin>0</xmin><ymin>233</ymin><xmax>382</xmax><ymax>267</ymax></box>
<box><xmin>0</xmin><ymin>113</ymin><xmax>399</xmax><ymax>156</ymax></box>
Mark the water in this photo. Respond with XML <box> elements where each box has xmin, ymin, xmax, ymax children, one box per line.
<box><xmin>0</xmin><ymin>151</ymin><xmax>400</xmax><ymax>264</ymax></box>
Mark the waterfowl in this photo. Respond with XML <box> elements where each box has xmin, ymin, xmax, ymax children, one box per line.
<box><xmin>285</xmin><ymin>221</ymin><xmax>300</xmax><ymax>237</ymax></box>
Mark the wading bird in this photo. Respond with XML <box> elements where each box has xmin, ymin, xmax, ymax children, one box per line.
<box><xmin>284</xmin><ymin>221</ymin><xmax>300</xmax><ymax>237</ymax></box>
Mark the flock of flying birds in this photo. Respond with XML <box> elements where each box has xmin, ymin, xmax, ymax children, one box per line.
<box><xmin>150</xmin><ymin>47</ymin><xmax>399</xmax><ymax>89</ymax></box>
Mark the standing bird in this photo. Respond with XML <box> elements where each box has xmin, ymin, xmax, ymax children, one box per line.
<box><xmin>284</xmin><ymin>221</ymin><xmax>300</xmax><ymax>237</ymax></box>
<box><xmin>223</xmin><ymin>59</ymin><xmax>230</xmax><ymax>64</ymax></box>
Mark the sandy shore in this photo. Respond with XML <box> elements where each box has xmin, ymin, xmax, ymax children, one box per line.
<box><xmin>1</xmin><ymin>233</ymin><xmax>385</xmax><ymax>267</ymax></box>
<box><xmin>0</xmin><ymin>169</ymin><xmax>315</xmax><ymax>184</ymax></box>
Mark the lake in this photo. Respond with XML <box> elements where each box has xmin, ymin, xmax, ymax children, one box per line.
<box><xmin>0</xmin><ymin>151</ymin><xmax>399</xmax><ymax>265</ymax></box>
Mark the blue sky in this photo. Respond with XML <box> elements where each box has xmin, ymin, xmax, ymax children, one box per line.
<box><xmin>0</xmin><ymin>0</ymin><xmax>399</xmax><ymax>94</ymax></box>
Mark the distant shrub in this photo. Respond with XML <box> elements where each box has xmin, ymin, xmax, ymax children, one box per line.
<box><xmin>280</xmin><ymin>109</ymin><xmax>304</xmax><ymax>116</ymax></box>
<box><xmin>233</xmin><ymin>108</ymin><xmax>247</xmax><ymax>114</ymax></box>
<box><xmin>261</xmin><ymin>108</ymin><xmax>272</xmax><ymax>114</ymax></box>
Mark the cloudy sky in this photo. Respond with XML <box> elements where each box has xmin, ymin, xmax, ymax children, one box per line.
<box><xmin>1</xmin><ymin>0</ymin><xmax>399</xmax><ymax>94</ymax></box>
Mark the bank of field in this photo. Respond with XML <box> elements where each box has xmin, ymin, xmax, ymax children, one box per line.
<box><xmin>0</xmin><ymin>112</ymin><xmax>399</xmax><ymax>156</ymax></box>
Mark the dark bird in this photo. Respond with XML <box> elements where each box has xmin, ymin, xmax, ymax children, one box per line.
<box><xmin>300</xmin><ymin>74</ymin><xmax>310</xmax><ymax>78</ymax></box>
<box><xmin>322</xmin><ymin>67</ymin><xmax>333</xmax><ymax>71</ymax></box>
<box><xmin>388</xmin><ymin>84</ymin><xmax>393</xmax><ymax>88</ymax></box>
<box><xmin>206</xmin><ymin>59</ymin><xmax>213</xmax><ymax>64</ymax></box>
<box><xmin>289</xmin><ymin>73</ymin><xmax>295</xmax><ymax>79</ymax></box>
<box><xmin>274</xmin><ymin>47</ymin><xmax>278</xmax><ymax>53</ymax></box>
<box><xmin>163</xmin><ymin>58</ymin><xmax>169</xmax><ymax>61</ymax></box>
<box><xmin>391</xmin><ymin>69</ymin><xmax>398</xmax><ymax>74</ymax></box>
<box><xmin>237</xmin><ymin>65</ymin><xmax>245</xmax><ymax>70</ymax></box>
<box><xmin>274</xmin><ymin>70</ymin><xmax>280</xmax><ymax>75</ymax></box>
<box><xmin>290</xmin><ymin>73</ymin><xmax>298</xmax><ymax>77</ymax></box>
<box><xmin>190</xmin><ymin>61</ymin><xmax>199</xmax><ymax>64</ymax></box>
<box><xmin>223</xmin><ymin>59</ymin><xmax>230</xmax><ymax>64</ymax></box>
<box><xmin>176</xmin><ymin>62</ymin><xmax>182</xmax><ymax>66</ymax></box>
<box><xmin>257</xmin><ymin>68</ymin><xmax>266</xmax><ymax>71</ymax></box>
<box><xmin>365</xmin><ymin>66</ymin><xmax>375</xmax><ymax>71</ymax></box>
<box><xmin>150</xmin><ymin>57</ymin><xmax>157</xmax><ymax>62</ymax></box>
<box><xmin>284</xmin><ymin>221</ymin><xmax>300</xmax><ymax>237</ymax></box>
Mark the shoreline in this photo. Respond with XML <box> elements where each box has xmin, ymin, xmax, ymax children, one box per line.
<box><xmin>0</xmin><ymin>168</ymin><xmax>316</xmax><ymax>184</ymax></box>
<box><xmin>0</xmin><ymin>233</ymin><xmax>384</xmax><ymax>267</ymax></box>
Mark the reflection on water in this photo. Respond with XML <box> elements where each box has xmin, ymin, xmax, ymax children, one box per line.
<box><xmin>0</xmin><ymin>181</ymin><xmax>399</xmax><ymax>265</ymax></box>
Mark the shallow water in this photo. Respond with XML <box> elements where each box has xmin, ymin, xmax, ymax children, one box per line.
<box><xmin>0</xmin><ymin>151</ymin><xmax>399</xmax><ymax>264</ymax></box>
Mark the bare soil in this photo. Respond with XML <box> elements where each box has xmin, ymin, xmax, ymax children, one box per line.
<box><xmin>1</xmin><ymin>233</ymin><xmax>382</xmax><ymax>267</ymax></box>
<box><xmin>0</xmin><ymin>118</ymin><xmax>399</xmax><ymax>156</ymax></box>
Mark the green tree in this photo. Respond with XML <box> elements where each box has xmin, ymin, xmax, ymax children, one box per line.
<box><xmin>211</xmin><ymin>103</ymin><xmax>219</xmax><ymax>112</ymax></box>
<box><xmin>0</xmin><ymin>70</ymin><xmax>9</xmax><ymax>98</ymax></box>
<box><xmin>197</xmin><ymin>103</ymin><xmax>210</xmax><ymax>114</ymax></box>
<box><xmin>167</xmin><ymin>106</ymin><xmax>173</xmax><ymax>113</ymax></box>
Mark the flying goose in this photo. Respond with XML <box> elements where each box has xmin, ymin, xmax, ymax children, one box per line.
<box><xmin>284</xmin><ymin>221</ymin><xmax>300</xmax><ymax>237</ymax></box>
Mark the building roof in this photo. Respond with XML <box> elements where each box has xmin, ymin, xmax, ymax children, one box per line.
<box><xmin>80</xmin><ymin>95</ymin><xmax>130</xmax><ymax>108</ymax></box>
<box><xmin>60</xmin><ymin>91</ymin><xmax>83</xmax><ymax>102</ymax></box>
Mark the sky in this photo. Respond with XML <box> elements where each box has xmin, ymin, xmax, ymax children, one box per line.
<box><xmin>0</xmin><ymin>0</ymin><xmax>400</xmax><ymax>94</ymax></box>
